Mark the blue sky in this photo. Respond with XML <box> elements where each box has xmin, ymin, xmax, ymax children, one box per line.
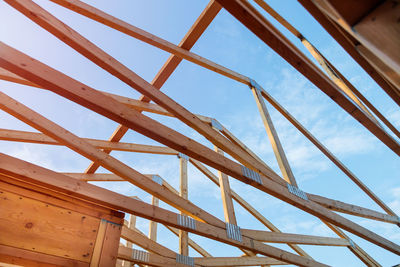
<box><xmin>1</xmin><ymin>0</ymin><xmax>399</xmax><ymax>266</ymax></box>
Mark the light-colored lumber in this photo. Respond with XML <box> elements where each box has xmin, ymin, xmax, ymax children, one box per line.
<box><xmin>149</xmin><ymin>196</ymin><xmax>159</xmax><ymax>240</ymax></box>
<box><xmin>0</xmin><ymin>128</ymin><xmax>177</xmax><ymax>155</ymax></box>
<box><xmin>251</xmin><ymin>86</ymin><xmax>297</xmax><ymax>186</ymax></box>
<box><xmin>308</xmin><ymin>194</ymin><xmax>400</xmax><ymax>224</ymax></box>
<box><xmin>179</xmin><ymin>155</ymin><xmax>189</xmax><ymax>256</ymax></box>
<box><xmin>123</xmin><ymin>213</ymin><xmax>136</xmax><ymax>267</ymax></box>
<box><xmin>193</xmin><ymin>256</ymin><xmax>288</xmax><ymax>266</ymax></box>
<box><xmin>241</xmin><ymin>229</ymin><xmax>349</xmax><ymax>246</ymax></box>
<box><xmin>214</xmin><ymin>146</ymin><xmax>237</xmax><ymax>224</ymax></box>
<box><xmin>90</xmin><ymin>218</ymin><xmax>108</xmax><ymax>267</ymax></box>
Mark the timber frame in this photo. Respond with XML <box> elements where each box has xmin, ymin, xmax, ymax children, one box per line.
<box><xmin>0</xmin><ymin>0</ymin><xmax>399</xmax><ymax>266</ymax></box>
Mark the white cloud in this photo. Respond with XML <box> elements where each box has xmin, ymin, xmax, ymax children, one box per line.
<box><xmin>7</xmin><ymin>144</ymin><xmax>58</xmax><ymax>171</ymax></box>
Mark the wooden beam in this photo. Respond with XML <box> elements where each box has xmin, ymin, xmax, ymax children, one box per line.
<box><xmin>90</xmin><ymin>218</ymin><xmax>108</xmax><ymax>267</ymax></box>
<box><xmin>123</xmin><ymin>213</ymin><xmax>137</xmax><ymax>267</ymax></box>
<box><xmin>149</xmin><ymin>196</ymin><xmax>159</xmax><ymax>242</ymax></box>
<box><xmin>0</xmin><ymin>154</ymin><xmax>328</xmax><ymax>266</ymax></box>
<box><xmin>62</xmin><ymin>173</ymin><xmax>149</xmax><ymax>182</ymax></box>
<box><xmin>214</xmin><ymin>146</ymin><xmax>237</xmax><ymax>224</ymax></box>
<box><xmin>1</xmin><ymin>44</ymin><xmax>399</xmax><ymax>256</ymax></box>
<box><xmin>0</xmin><ymin>128</ymin><xmax>178</xmax><ymax>155</ymax></box>
<box><xmin>178</xmin><ymin>154</ymin><xmax>189</xmax><ymax>256</ymax></box>
<box><xmin>251</xmin><ymin>86</ymin><xmax>298</xmax><ymax>186</ymax></box>
<box><xmin>308</xmin><ymin>194</ymin><xmax>400</xmax><ymax>225</ymax></box>
<box><xmin>194</xmin><ymin>256</ymin><xmax>287</xmax><ymax>266</ymax></box>
<box><xmin>241</xmin><ymin>229</ymin><xmax>349</xmax><ymax>246</ymax></box>
<box><xmin>214</xmin><ymin>0</ymin><xmax>400</xmax><ymax>156</ymax></box>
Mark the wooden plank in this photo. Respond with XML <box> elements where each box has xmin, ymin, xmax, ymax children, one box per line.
<box><xmin>149</xmin><ymin>197</ymin><xmax>159</xmax><ymax>241</ymax></box>
<box><xmin>98</xmin><ymin>221</ymin><xmax>122</xmax><ymax>267</ymax></box>
<box><xmin>308</xmin><ymin>194</ymin><xmax>400</xmax><ymax>224</ymax></box>
<box><xmin>0</xmin><ymin>188</ymin><xmax>98</xmax><ymax>263</ymax></box>
<box><xmin>90</xmin><ymin>219</ymin><xmax>107</xmax><ymax>266</ymax></box>
<box><xmin>63</xmin><ymin>173</ymin><xmax>144</xmax><ymax>182</ymax></box>
<box><xmin>0</xmin><ymin>154</ymin><xmax>329</xmax><ymax>266</ymax></box>
<box><xmin>1</xmin><ymin>45</ymin><xmax>399</xmax><ymax>256</ymax></box>
<box><xmin>241</xmin><ymin>229</ymin><xmax>349</xmax><ymax>246</ymax></box>
<box><xmin>194</xmin><ymin>256</ymin><xmax>287</xmax><ymax>266</ymax></box>
<box><xmin>0</xmin><ymin>128</ymin><xmax>178</xmax><ymax>155</ymax></box>
<box><xmin>251</xmin><ymin>87</ymin><xmax>297</xmax><ymax>186</ymax></box>
<box><xmin>214</xmin><ymin>147</ymin><xmax>237</xmax><ymax>224</ymax></box>
<box><xmin>215</xmin><ymin>0</ymin><xmax>400</xmax><ymax>156</ymax></box>
<box><xmin>179</xmin><ymin>155</ymin><xmax>189</xmax><ymax>256</ymax></box>
<box><xmin>123</xmin><ymin>214</ymin><xmax>136</xmax><ymax>267</ymax></box>
<box><xmin>298</xmin><ymin>0</ymin><xmax>400</xmax><ymax>106</ymax></box>
<box><xmin>0</xmin><ymin>244</ymin><xmax>88</xmax><ymax>267</ymax></box>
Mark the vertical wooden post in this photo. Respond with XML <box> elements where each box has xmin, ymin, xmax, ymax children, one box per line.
<box><xmin>251</xmin><ymin>86</ymin><xmax>298</xmax><ymax>187</ymax></box>
<box><xmin>90</xmin><ymin>219</ymin><xmax>108</xmax><ymax>267</ymax></box>
<box><xmin>178</xmin><ymin>154</ymin><xmax>189</xmax><ymax>256</ymax></box>
<box><xmin>214</xmin><ymin>146</ymin><xmax>237</xmax><ymax>224</ymax></box>
<box><xmin>148</xmin><ymin>196</ymin><xmax>159</xmax><ymax>242</ymax></box>
<box><xmin>123</xmin><ymin>213</ymin><xmax>137</xmax><ymax>267</ymax></box>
